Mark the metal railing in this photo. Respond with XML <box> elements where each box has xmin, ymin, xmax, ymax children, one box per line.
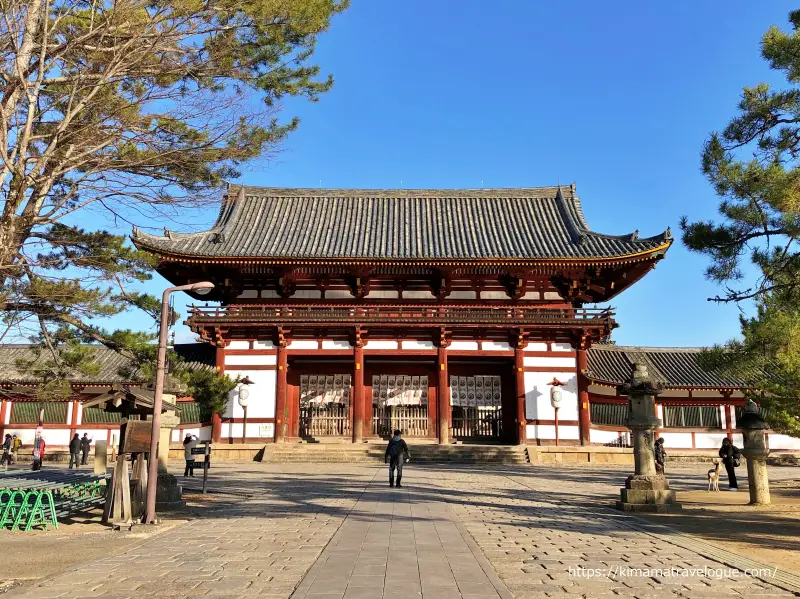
<box><xmin>187</xmin><ymin>304</ymin><xmax>615</xmax><ymax>328</ymax></box>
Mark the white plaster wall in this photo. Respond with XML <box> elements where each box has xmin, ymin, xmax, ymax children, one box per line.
<box><xmin>552</xmin><ymin>343</ymin><xmax>573</xmax><ymax>352</ymax></box>
<box><xmin>224</xmin><ymin>369</ymin><xmax>276</xmax><ymax>419</ymax></box>
<box><xmin>322</xmin><ymin>339</ymin><xmax>352</xmax><ymax>349</ymax></box>
<box><xmin>365</xmin><ymin>290</ymin><xmax>399</xmax><ymax>299</ymax></box>
<box><xmin>524</xmin><ymin>371</ymin><xmax>578</xmax><ymax>421</ymax></box>
<box><xmin>481</xmin><ymin>291</ymin><xmax>508</xmax><ymax>300</ymax></box>
<box><xmin>237</xmin><ymin>290</ymin><xmax>258</xmax><ymax>299</ymax></box>
<box><xmin>449</xmin><ymin>290</ymin><xmax>477</xmax><ymax>299</ymax></box>
<box><xmin>254</xmin><ymin>340</ymin><xmax>275</xmax><ymax>350</ymax></box>
<box><xmin>719</xmin><ymin>405</ymin><xmax>727</xmax><ymax>429</ymax></box>
<box><xmin>364</xmin><ymin>340</ymin><xmax>398</xmax><ymax>350</ymax></box>
<box><xmin>769</xmin><ymin>434</ymin><xmax>800</xmax><ymax>450</ymax></box>
<box><xmin>590</xmin><ymin>428</ymin><xmax>628</xmax><ymax>445</ymax></box>
<box><xmin>286</xmin><ymin>340</ymin><xmax>318</xmax><ymax>350</ymax></box>
<box><xmin>404</xmin><ymin>290</ymin><xmax>435</xmax><ymax>299</ymax></box>
<box><xmin>3</xmin><ymin>405</ymin><xmax>10</xmax><ymax>424</ymax></box>
<box><xmin>523</xmin><ymin>356</ymin><xmax>576</xmax><ymax>368</ymax></box>
<box><xmin>227</xmin><ymin>340</ymin><xmax>250</xmax><ymax>350</ymax></box>
<box><xmin>658</xmin><ymin>432</ymin><xmax>693</xmax><ymax>448</ymax></box>
<box><xmin>261</xmin><ymin>289</ymin><xmax>280</xmax><ymax>299</ymax></box>
<box><xmin>482</xmin><ymin>341</ymin><xmax>510</xmax><ymax>351</ymax></box>
<box><xmin>523</xmin><ymin>343</ymin><xmax>548</xmax><ymax>352</ymax></box>
<box><xmin>76</xmin><ymin>402</ymin><xmax>83</xmax><ymax>425</ymax></box>
<box><xmin>520</xmin><ymin>291</ymin><xmax>540</xmax><ymax>300</ymax></box>
<box><xmin>224</xmin><ymin>354</ymin><xmax>277</xmax><ymax>366</ymax></box>
<box><xmin>401</xmin><ymin>340</ymin><xmax>435</xmax><ymax>350</ymax></box>
<box><xmin>224</xmin><ymin>422</ymin><xmax>274</xmax><ymax>440</ymax></box>
<box><xmin>8</xmin><ymin>428</ymin><xmax>72</xmax><ymax>446</ymax></box>
<box><xmin>543</xmin><ymin>291</ymin><xmax>563</xmax><ymax>300</ymax></box>
<box><xmin>66</xmin><ymin>402</ymin><xmax>73</xmax><ymax>425</ymax></box>
<box><xmin>526</xmin><ymin>424</ymin><xmax>579</xmax><ymax>441</ymax></box>
<box><xmin>450</xmin><ymin>341</ymin><xmax>479</xmax><ymax>350</ymax></box>
<box><xmin>695</xmin><ymin>432</ymin><xmax>728</xmax><ymax>449</ymax></box>
<box><xmin>326</xmin><ymin>290</ymin><xmax>352</xmax><ymax>299</ymax></box>
<box><xmin>294</xmin><ymin>289</ymin><xmax>322</xmax><ymax>299</ymax></box>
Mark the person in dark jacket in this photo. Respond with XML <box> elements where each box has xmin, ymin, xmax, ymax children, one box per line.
<box><xmin>80</xmin><ymin>433</ymin><xmax>92</xmax><ymax>465</ymax></box>
<box><xmin>384</xmin><ymin>430</ymin><xmax>410</xmax><ymax>488</ymax></box>
<box><xmin>68</xmin><ymin>433</ymin><xmax>81</xmax><ymax>469</ymax></box>
<box><xmin>1</xmin><ymin>434</ymin><xmax>11</xmax><ymax>466</ymax></box>
<box><xmin>719</xmin><ymin>437</ymin><xmax>740</xmax><ymax>491</ymax></box>
<box><xmin>654</xmin><ymin>437</ymin><xmax>666</xmax><ymax>473</ymax></box>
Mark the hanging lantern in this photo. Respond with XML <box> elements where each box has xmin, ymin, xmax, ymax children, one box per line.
<box><xmin>548</xmin><ymin>378</ymin><xmax>566</xmax><ymax>408</ymax></box>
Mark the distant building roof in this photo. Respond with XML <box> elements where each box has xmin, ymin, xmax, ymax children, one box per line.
<box><xmin>132</xmin><ymin>185</ymin><xmax>671</xmax><ymax>262</ymax></box>
<box><xmin>0</xmin><ymin>343</ymin><xmax>215</xmax><ymax>386</ymax></box>
<box><xmin>586</xmin><ymin>345</ymin><xmax>749</xmax><ymax>389</ymax></box>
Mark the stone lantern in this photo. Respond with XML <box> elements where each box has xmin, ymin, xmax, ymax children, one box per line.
<box><xmin>738</xmin><ymin>399</ymin><xmax>771</xmax><ymax>505</ymax></box>
<box><xmin>615</xmin><ymin>363</ymin><xmax>681</xmax><ymax>512</ymax></box>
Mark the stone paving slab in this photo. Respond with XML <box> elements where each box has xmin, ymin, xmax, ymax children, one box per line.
<box><xmin>7</xmin><ymin>463</ymin><xmax>800</xmax><ymax>599</ymax></box>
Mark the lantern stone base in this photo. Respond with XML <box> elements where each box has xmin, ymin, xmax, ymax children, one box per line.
<box><xmin>155</xmin><ymin>472</ymin><xmax>185</xmax><ymax>510</ymax></box>
<box><xmin>615</xmin><ymin>474</ymin><xmax>681</xmax><ymax>513</ymax></box>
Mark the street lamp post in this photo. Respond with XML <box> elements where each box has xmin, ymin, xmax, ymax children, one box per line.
<box><xmin>238</xmin><ymin>377</ymin><xmax>254</xmax><ymax>444</ymax></box>
<box><xmin>143</xmin><ymin>281</ymin><xmax>214</xmax><ymax>525</ymax></box>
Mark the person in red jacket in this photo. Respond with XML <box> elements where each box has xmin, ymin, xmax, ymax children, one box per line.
<box><xmin>32</xmin><ymin>428</ymin><xmax>46</xmax><ymax>471</ymax></box>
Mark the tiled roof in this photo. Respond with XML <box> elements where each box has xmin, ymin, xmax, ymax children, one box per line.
<box><xmin>586</xmin><ymin>345</ymin><xmax>749</xmax><ymax>389</ymax></box>
<box><xmin>0</xmin><ymin>343</ymin><xmax>215</xmax><ymax>385</ymax></box>
<box><xmin>132</xmin><ymin>185</ymin><xmax>671</xmax><ymax>261</ymax></box>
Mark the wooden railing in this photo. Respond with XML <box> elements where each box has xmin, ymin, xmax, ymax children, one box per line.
<box><xmin>372</xmin><ymin>406</ymin><xmax>429</xmax><ymax>438</ymax></box>
<box><xmin>187</xmin><ymin>304</ymin><xmax>615</xmax><ymax>328</ymax></box>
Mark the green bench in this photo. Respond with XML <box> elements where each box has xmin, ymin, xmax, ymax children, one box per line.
<box><xmin>0</xmin><ymin>470</ymin><xmax>108</xmax><ymax>531</ymax></box>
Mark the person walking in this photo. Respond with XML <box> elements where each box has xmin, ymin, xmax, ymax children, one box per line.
<box><xmin>384</xmin><ymin>429</ymin><xmax>410</xmax><ymax>488</ymax></box>
<box><xmin>31</xmin><ymin>428</ymin><xmax>45</xmax><ymax>471</ymax></box>
<box><xmin>68</xmin><ymin>433</ymin><xmax>81</xmax><ymax>469</ymax></box>
<box><xmin>80</xmin><ymin>433</ymin><xmax>92</xmax><ymax>465</ymax></box>
<box><xmin>654</xmin><ymin>437</ymin><xmax>666</xmax><ymax>474</ymax></box>
<box><xmin>719</xmin><ymin>437</ymin><xmax>741</xmax><ymax>491</ymax></box>
<box><xmin>183</xmin><ymin>434</ymin><xmax>199</xmax><ymax>477</ymax></box>
<box><xmin>11</xmin><ymin>435</ymin><xmax>21</xmax><ymax>464</ymax></box>
<box><xmin>1</xmin><ymin>434</ymin><xmax>12</xmax><ymax>466</ymax></box>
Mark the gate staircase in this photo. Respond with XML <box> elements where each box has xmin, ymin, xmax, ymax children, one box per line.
<box><xmin>261</xmin><ymin>442</ymin><xmax>529</xmax><ymax>465</ymax></box>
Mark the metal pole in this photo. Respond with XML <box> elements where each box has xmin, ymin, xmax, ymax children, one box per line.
<box><xmin>202</xmin><ymin>442</ymin><xmax>210</xmax><ymax>494</ymax></box>
<box><xmin>143</xmin><ymin>286</ymin><xmax>172</xmax><ymax>525</ymax></box>
<box><xmin>143</xmin><ymin>281</ymin><xmax>213</xmax><ymax>525</ymax></box>
<box><xmin>242</xmin><ymin>405</ymin><xmax>247</xmax><ymax>444</ymax></box>
<box><xmin>554</xmin><ymin>407</ymin><xmax>559</xmax><ymax>447</ymax></box>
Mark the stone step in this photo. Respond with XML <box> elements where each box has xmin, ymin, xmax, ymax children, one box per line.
<box><xmin>262</xmin><ymin>443</ymin><xmax>529</xmax><ymax>464</ymax></box>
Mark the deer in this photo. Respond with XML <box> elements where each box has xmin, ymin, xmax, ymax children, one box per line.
<box><xmin>707</xmin><ymin>459</ymin><xmax>721</xmax><ymax>492</ymax></box>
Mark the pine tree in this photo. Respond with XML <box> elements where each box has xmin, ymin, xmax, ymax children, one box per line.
<box><xmin>0</xmin><ymin>0</ymin><xmax>348</xmax><ymax>390</ymax></box>
<box><xmin>682</xmin><ymin>9</ymin><xmax>800</xmax><ymax>436</ymax></box>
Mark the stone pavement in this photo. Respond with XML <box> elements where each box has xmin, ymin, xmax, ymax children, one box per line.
<box><xmin>7</xmin><ymin>463</ymin><xmax>800</xmax><ymax>599</ymax></box>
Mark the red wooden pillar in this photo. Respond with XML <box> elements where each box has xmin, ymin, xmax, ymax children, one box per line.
<box><xmin>576</xmin><ymin>348</ymin><xmax>591</xmax><ymax>446</ymax></box>
<box><xmin>514</xmin><ymin>347</ymin><xmax>526</xmax><ymax>445</ymax></box>
<box><xmin>212</xmin><ymin>346</ymin><xmax>226</xmax><ymax>443</ymax></box>
<box><xmin>437</xmin><ymin>345</ymin><xmax>450</xmax><ymax>445</ymax></box>
<box><xmin>69</xmin><ymin>400</ymin><xmax>80</xmax><ymax>437</ymax></box>
<box><xmin>275</xmin><ymin>343</ymin><xmax>288</xmax><ymax>443</ymax></box>
<box><xmin>353</xmin><ymin>345</ymin><xmax>364</xmax><ymax>443</ymax></box>
<box><xmin>211</xmin><ymin>412</ymin><xmax>222</xmax><ymax>444</ymax></box>
<box><xmin>0</xmin><ymin>400</ymin><xmax>8</xmax><ymax>438</ymax></box>
<box><xmin>725</xmin><ymin>400</ymin><xmax>734</xmax><ymax>441</ymax></box>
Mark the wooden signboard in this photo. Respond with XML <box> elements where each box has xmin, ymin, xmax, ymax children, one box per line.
<box><xmin>120</xmin><ymin>420</ymin><xmax>152</xmax><ymax>454</ymax></box>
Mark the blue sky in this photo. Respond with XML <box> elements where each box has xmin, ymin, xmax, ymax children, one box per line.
<box><xmin>105</xmin><ymin>1</ymin><xmax>795</xmax><ymax>347</ymax></box>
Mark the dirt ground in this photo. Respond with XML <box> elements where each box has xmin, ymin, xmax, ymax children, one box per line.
<box><xmin>0</xmin><ymin>509</ymin><xmax>188</xmax><ymax>594</ymax></box>
<box><xmin>638</xmin><ymin>478</ymin><xmax>800</xmax><ymax>575</ymax></box>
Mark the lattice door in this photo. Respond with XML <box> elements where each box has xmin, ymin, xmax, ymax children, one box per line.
<box><xmin>450</xmin><ymin>375</ymin><xmax>503</xmax><ymax>439</ymax></box>
<box><xmin>299</xmin><ymin>374</ymin><xmax>351</xmax><ymax>437</ymax></box>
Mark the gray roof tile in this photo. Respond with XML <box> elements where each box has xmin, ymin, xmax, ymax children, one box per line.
<box><xmin>586</xmin><ymin>346</ymin><xmax>749</xmax><ymax>389</ymax></box>
<box><xmin>132</xmin><ymin>186</ymin><xmax>671</xmax><ymax>261</ymax></box>
<box><xmin>0</xmin><ymin>344</ymin><xmax>215</xmax><ymax>385</ymax></box>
